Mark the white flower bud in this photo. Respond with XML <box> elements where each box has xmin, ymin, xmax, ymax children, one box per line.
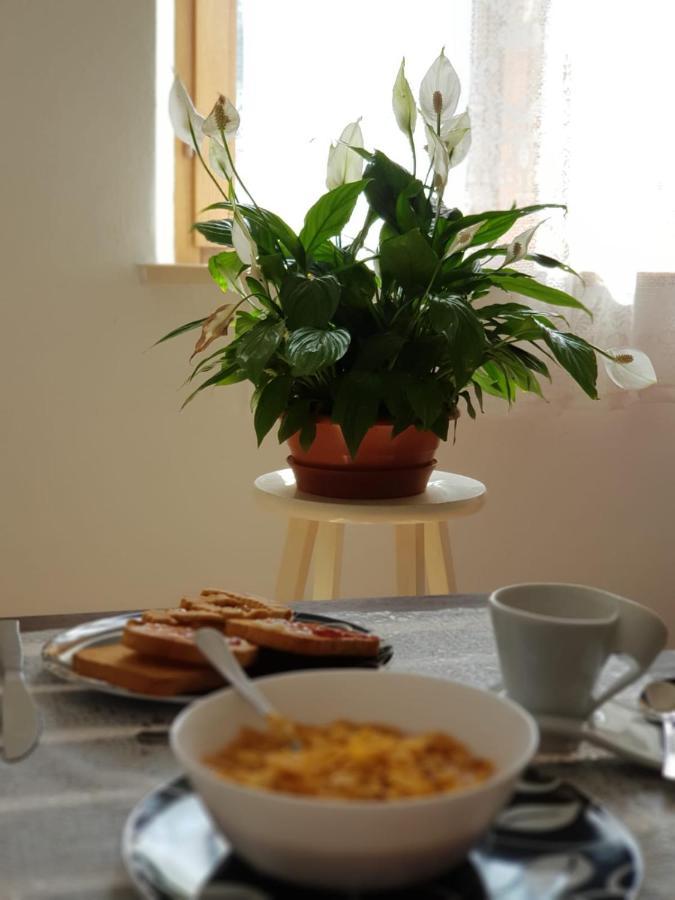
<box><xmin>326</xmin><ymin>120</ymin><xmax>364</xmax><ymax>190</ymax></box>
<box><xmin>392</xmin><ymin>58</ymin><xmax>417</xmax><ymax>138</ymax></box>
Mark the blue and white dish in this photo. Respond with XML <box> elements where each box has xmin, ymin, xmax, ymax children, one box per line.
<box><xmin>123</xmin><ymin>769</ymin><xmax>642</xmax><ymax>899</ymax></box>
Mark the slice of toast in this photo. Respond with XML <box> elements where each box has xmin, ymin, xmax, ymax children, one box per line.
<box><xmin>226</xmin><ymin>618</ymin><xmax>380</xmax><ymax>658</ymax></box>
<box><xmin>141</xmin><ymin>607</ymin><xmax>226</xmax><ymax>627</ymax></box>
<box><xmin>181</xmin><ymin>597</ymin><xmax>291</xmax><ymax>627</ymax></box>
<box><xmin>72</xmin><ymin>643</ymin><xmax>224</xmax><ymax>696</ymax></box>
<box><xmin>198</xmin><ymin>589</ymin><xmax>292</xmax><ymax>619</ymax></box>
<box><xmin>122</xmin><ymin>620</ymin><xmax>258</xmax><ymax>668</ymax></box>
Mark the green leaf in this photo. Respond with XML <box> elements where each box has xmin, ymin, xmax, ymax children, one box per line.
<box><xmin>427</xmin><ymin>296</ymin><xmax>486</xmax><ymax>384</ymax></box>
<box><xmin>473</xmin><ymin>361</ymin><xmax>516</xmax><ymax>402</ymax></box>
<box><xmin>234</xmin><ymin>309</ymin><xmax>260</xmax><ymax>336</ymax></box>
<box><xmin>331</xmin><ymin>372</ymin><xmax>381</xmax><ymax>458</ymax></box>
<box><xmin>364</xmin><ymin>150</ymin><xmax>432</xmax><ymax>231</ymax></box>
<box><xmin>299</xmin><ymin>418</ymin><xmax>317</xmax><ymax>452</ymax></box>
<box><xmin>278</xmin><ymin>398</ymin><xmax>313</xmax><ymax>443</ymax></box>
<box><xmin>193</xmin><ymin>219</ymin><xmax>233</xmax><ymax>246</ymax></box>
<box><xmin>286</xmin><ymin>326</ymin><xmax>350</xmax><ymax>375</ymax></box>
<box><xmin>206</xmin><ymin>202</ymin><xmax>303</xmax><ymax>263</ymax></box>
<box><xmin>379</xmin><ymin>228</ymin><xmax>439</xmax><ymax>293</ymax></box>
<box><xmin>354</xmin><ymin>332</ymin><xmax>405</xmax><ymax>369</ymax></box>
<box><xmin>254</xmin><ymin>375</ymin><xmax>292</xmax><ymax>445</ymax></box>
<box><xmin>492</xmin><ymin>349</ymin><xmax>543</xmax><ymax>397</ymax></box>
<box><xmin>155</xmin><ymin>317</ymin><xmax>207</xmax><ymax>346</ymax></box>
<box><xmin>181</xmin><ymin>364</ymin><xmax>245</xmax><ymax>409</ymax></box>
<box><xmin>258</xmin><ymin>252</ymin><xmax>286</xmax><ymax>283</ymax></box>
<box><xmin>509</xmin><ymin>345</ymin><xmax>551</xmax><ymax>380</ymax></box>
<box><xmin>489</xmin><ymin>272</ymin><xmax>591</xmax><ymax>315</ymax></box>
<box><xmin>443</xmin><ymin>204</ymin><xmax>565</xmax><ymax>249</ymax></box>
<box><xmin>542</xmin><ymin>330</ymin><xmax>598</xmax><ymax>398</ymax></box>
<box><xmin>208</xmin><ymin>250</ymin><xmax>245</xmax><ymax>293</ymax></box>
<box><xmin>280</xmin><ymin>273</ymin><xmax>340</xmax><ymax>330</ymax></box>
<box><xmin>459</xmin><ymin>390</ymin><xmax>476</xmax><ymax>419</ymax></box>
<box><xmin>395</xmin><ymin>181</ymin><xmax>430</xmax><ymax>233</ymax></box>
<box><xmin>335</xmin><ymin>262</ymin><xmax>377</xmax><ymax>310</ymax></box>
<box><xmin>405</xmin><ymin>376</ymin><xmax>444</xmax><ymax>429</ymax></box>
<box><xmin>528</xmin><ymin>253</ymin><xmax>583</xmax><ymax>281</ymax></box>
<box><xmin>299</xmin><ymin>180</ymin><xmax>369</xmax><ymax>254</ymax></box>
<box><xmin>233</xmin><ymin>319</ymin><xmax>283</xmax><ymax>382</ymax></box>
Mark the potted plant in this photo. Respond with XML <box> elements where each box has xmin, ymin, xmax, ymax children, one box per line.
<box><xmin>162</xmin><ymin>51</ymin><xmax>655</xmax><ymax>499</ymax></box>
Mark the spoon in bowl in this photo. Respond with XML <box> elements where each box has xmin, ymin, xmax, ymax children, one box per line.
<box><xmin>639</xmin><ymin>679</ymin><xmax>675</xmax><ymax>779</ymax></box>
<box><xmin>195</xmin><ymin>628</ymin><xmax>301</xmax><ymax>749</ymax></box>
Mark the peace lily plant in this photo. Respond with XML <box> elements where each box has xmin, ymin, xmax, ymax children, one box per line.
<box><xmin>163</xmin><ymin>51</ymin><xmax>656</xmax><ymax>466</ymax></box>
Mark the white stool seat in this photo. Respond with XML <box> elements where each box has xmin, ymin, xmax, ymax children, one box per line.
<box><xmin>253</xmin><ymin>469</ymin><xmax>486</xmax><ymax>601</ymax></box>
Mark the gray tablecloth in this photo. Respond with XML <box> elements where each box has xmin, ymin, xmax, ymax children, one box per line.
<box><xmin>2</xmin><ymin>596</ymin><xmax>674</xmax><ymax>899</ymax></box>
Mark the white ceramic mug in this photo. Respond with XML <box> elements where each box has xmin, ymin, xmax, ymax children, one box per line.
<box><xmin>489</xmin><ymin>583</ymin><xmax>668</xmax><ymax>719</ymax></box>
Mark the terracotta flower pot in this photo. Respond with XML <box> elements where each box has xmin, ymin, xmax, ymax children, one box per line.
<box><xmin>287</xmin><ymin>418</ymin><xmax>442</xmax><ymax>500</ymax></box>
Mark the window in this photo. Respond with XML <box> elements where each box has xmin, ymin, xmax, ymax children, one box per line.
<box><xmin>163</xmin><ymin>0</ymin><xmax>473</xmax><ymax>263</ymax></box>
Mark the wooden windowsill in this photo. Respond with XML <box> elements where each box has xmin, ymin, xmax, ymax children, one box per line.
<box><xmin>137</xmin><ymin>263</ymin><xmax>212</xmax><ymax>285</ymax></box>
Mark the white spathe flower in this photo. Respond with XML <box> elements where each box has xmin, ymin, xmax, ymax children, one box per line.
<box><xmin>425</xmin><ymin>123</ymin><xmax>449</xmax><ymax>191</ymax></box>
<box><xmin>231</xmin><ymin>211</ymin><xmax>257</xmax><ymax>267</ymax></box>
<box><xmin>419</xmin><ymin>48</ymin><xmax>461</xmax><ymax>129</ymax></box>
<box><xmin>392</xmin><ymin>58</ymin><xmax>417</xmax><ymax>137</ymax></box>
<box><xmin>169</xmin><ymin>75</ymin><xmax>204</xmax><ymax>149</ymax></box>
<box><xmin>501</xmin><ymin>220</ymin><xmax>545</xmax><ymax>267</ymax></box>
<box><xmin>209</xmin><ymin>138</ymin><xmax>233</xmax><ymax>180</ymax></box>
<box><xmin>441</xmin><ymin>110</ymin><xmax>471</xmax><ymax>168</ymax></box>
<box><xmin>203</xmin><ymin>94</ymin><xmax>240</xmax><ymax>139</ymax></box>
<box><xmin>604</xmin><ymin>348</ymin><xmax>657</xmax><ymax>390</ymax></box>
<box><xmin>444</xmin><ymin>221</ymin><xmax>486</xmax><ymax>258</ymax></box>
<box><xmin>326</xmin><ymin>120</ymin><xmax>364</xmax><ymax>190</ymax></box>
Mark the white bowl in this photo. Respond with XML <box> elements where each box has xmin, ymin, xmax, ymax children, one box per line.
<box><xmin>171</xmin><ymin>669</ymin><xmax>538</xmax><ymax>891</ymax></box>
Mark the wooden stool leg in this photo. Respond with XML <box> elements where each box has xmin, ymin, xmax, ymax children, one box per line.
<box><xmin>423</xmin><ymin>521</ymin><xmax>457</xmax><ymax>594</ymax></box>
<box><xmin>395</xmin><ymin>524</ymin><xmax>425</xmax><ymax>596</ymax></box>
<box><xmin>275</xmin><ymin>518</ymin><xmax>318</xmax><ymax>603</ymax></box>
<box><xmin>311</xmin><ymin>522</ymin><xmax>345</xmax><ymax>600</ymax></box>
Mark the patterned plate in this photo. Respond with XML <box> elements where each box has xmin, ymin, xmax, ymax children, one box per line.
<box><xmin>42</xmin><ymin>612</ymin><xmax>392</xmax><ymax>704</ymax></box>
<box><xmin>122</xmin><ymin>769</ymin><xmax>642</xmax><ymax>899</ymax></box>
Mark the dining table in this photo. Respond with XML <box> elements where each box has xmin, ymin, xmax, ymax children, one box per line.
<box><xmin>2</xmin><ymin>594</ymin><xmax>675</xmax><ymax>900</ymax></box>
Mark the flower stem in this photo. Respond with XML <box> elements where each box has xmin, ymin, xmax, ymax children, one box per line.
<box><xmin>188</xmin><ymin>121</ymin><xmax>228</xmax><ymax>201</ymax></box>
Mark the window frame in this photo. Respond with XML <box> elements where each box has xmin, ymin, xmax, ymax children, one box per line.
<box><xmin>174</xmin><ymin>0</ymin><xmax>237</xmax><ymax>263</ymax></box>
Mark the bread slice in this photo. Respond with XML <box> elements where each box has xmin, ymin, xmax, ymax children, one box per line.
<box><xmin>181</xmin><ymin>596</ymin><xmax>292</xmax><ymax>621</ymax></box>
<box><xmin>141</xmin><ymin>607</ymin><xmax>226</xmax><ymax>627</ymax></box>
<box><xmin>123</xmin><ymin>619</ymin><xmax>258</xmax><ymax>667</ymax></box>
<box><xmin>198</xmin><ymin>589</ymin><xmax>292</xmax><ymax>619</ymax></box>
<box><xmin>226</xmin><ymin>618</ymin><xmax>380</xmax><ymax>658</ymax></box>
<box><xmin>72</xmin><ymin>643</ymin><xmax>224</xmax><ymax>696</ymax></box>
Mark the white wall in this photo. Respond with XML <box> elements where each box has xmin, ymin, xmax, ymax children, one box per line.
<box><xmin>1</xmin><ymin>1</ymin><xmax>674</xmax><ymax>640</ymax></box>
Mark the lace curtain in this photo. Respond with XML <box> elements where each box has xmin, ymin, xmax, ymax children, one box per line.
<box><xmin>466</xmin><ymin>0</ymin><xmax>675</xmax><ymax>405</ymax></box>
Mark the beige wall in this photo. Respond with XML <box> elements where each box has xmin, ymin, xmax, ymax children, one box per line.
<box><xmin>1</xmin><ymin>1</ymin><xmax>674</xmax><ymax>639</ymax></box>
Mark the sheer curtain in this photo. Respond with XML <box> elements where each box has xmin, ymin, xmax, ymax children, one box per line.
<box><xmin>468</xmin><ymin>0</ymin><xmax>675</xmax><ymax>405</ymax></box>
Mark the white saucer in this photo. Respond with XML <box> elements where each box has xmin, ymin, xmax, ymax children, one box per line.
<box><xmin>537</xmin><ymin>698</ymin><xmax>662</xmax><ymax>771</ymax></box>
<box><xmin>488</xmin><ymin>682</ymin><xmax>663</xmax><ymax>771</ymax></box>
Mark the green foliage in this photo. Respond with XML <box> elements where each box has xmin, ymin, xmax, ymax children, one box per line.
<box><xmin>286</xmin><ymin>326</ymin><xmax>350</xmax><ymax>375</ymax></box>
<box><xmin>299</xmin><ymin>180</ymin><xmax>369</xmax><ymax>254</ymax></box>
<box><xmin>162</xmin><ymin>135</ymin><xmax>604</xmax><ymax>456</ymax></box>
<box><xmin>193</xmin><ymin>219</ymin><xmax>233</xmax><ymax>245</ymax></box>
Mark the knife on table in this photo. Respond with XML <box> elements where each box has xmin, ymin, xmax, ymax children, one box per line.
<box><xmin>0</xmin><ymin>619</ymin><xmax>41</xmax><ymax>761</ymax></box>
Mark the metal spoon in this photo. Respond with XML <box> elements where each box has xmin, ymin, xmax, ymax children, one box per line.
<box><xmin>194</xmin><ymin>628</ymin><xmax>300</xmax><ymax>748</ymax></box>
<box><xmin>639</xmin><ymin>679</ymin><xmax>675</xmax><ymax>779</ymax></box>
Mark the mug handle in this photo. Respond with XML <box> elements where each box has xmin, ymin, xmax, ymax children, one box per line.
<box><xmin>590</xmin><ymin>598</ymin><xmax>667</xmax><ymax>711</ymax></box>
